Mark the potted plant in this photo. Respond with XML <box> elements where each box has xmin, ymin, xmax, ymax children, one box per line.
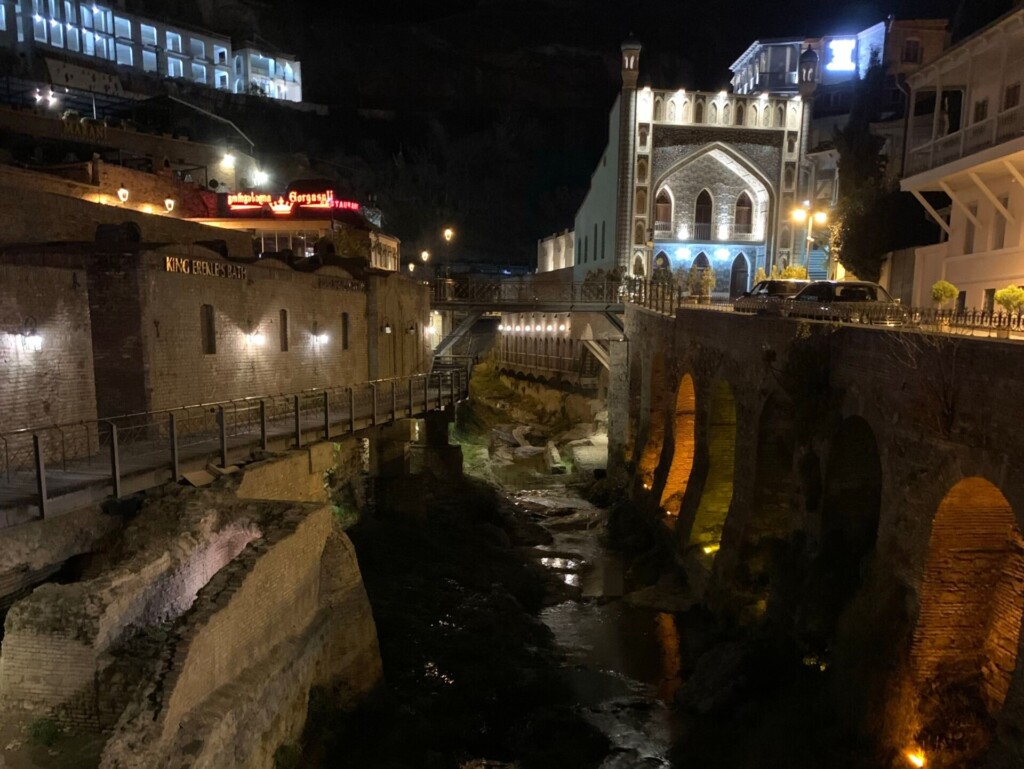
<box><xmin>993</xmin><ymin>285</ymin><xmax>1024</xmax><ymax>338</ymax></box>
<box><xmin>688</xmin><ymin>265</ymin><xmax>716</xmax><ymax>304</ymax></box>
<box><xmin>931</xmin><ymin>280</ymin><xmax>958</xmax><ymax>331</ymax></box>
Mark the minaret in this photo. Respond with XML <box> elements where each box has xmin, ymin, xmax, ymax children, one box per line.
<box><xmin>616</xmin><ymin>37</ymin><xmax>642</xmax><ymax>274</ymax></box>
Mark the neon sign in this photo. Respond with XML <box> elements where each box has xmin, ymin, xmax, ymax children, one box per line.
<box><xmin>825</xmin><ymin>39</ymin><xmax>857</xmax><ymax>72</ymax></box>
<box><xmin>225</xmin><ymin>190</ymin><xmax>361</xmax><ymax>214</ymax></box>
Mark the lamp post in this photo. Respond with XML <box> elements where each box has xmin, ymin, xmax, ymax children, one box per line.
<box><xmin>790</xmin><ymin>202</ymin><xmax>828</xmax><ymax>270</ymax></box>
<box><xmin>441</xmin><ymin>227</ymin><xmax>455</xmax><ymax>278</ymax></box>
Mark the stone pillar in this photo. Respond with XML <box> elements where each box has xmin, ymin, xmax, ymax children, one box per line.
<box><xmin>616</xmin><ymin>38</ymin><xmax>642</xmax><ymax>273</ymax></box>
<box><xmin>423</xmin><ymin>409</ymin><xmax>462</xmax><ymax>480</ymax></box>
<box><xmin>606</xmin><ymin>338</ymin><xmax>631</xmax><ymax>479</ymax></box>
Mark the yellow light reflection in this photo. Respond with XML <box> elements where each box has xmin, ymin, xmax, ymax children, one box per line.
<box><xmin>905</xmin><ymin>749</ymin><xmax>926</xmax><ymax>768</ymax></box>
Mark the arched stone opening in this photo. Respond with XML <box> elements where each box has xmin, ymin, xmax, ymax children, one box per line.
<box><xmin>809</xmin><ymin>416</ymin><xmax>881</xmax><ymax>642</ymax></box>
<box><xmin>729</xmin><ymin>253</ymin><xmax>749</xmax><ymax>299</ymax></box>
<box><xmin>738</xmin><ymin>394</ymin><xmax>797</xmax><ymax>597</ymax></box>
<box><xmin>689</xmin><ymin>379</ymin><xmax>736</xmax><ymax>557</ymax></box>
<box><xmin>637</xmin><ymin>352</ymin><xmax>669</xmax><ymax>488</ymax></box>
<box><xmin>910</xmin><ymin>478</ymin><xmax>1024</xmax><ymax>761</ymax></box>
<box><xmin>660</xmin><ymin>374</ymin><xmax>696</xmax><ymax>516</ymax></box>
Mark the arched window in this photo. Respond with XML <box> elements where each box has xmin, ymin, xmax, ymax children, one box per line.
<box><xmin>723</xmin><ymin>103</ymin><xmax>731</xmax><ymax>125</ymax></box>
<box><xmin>784</xmin><ymin>165</ymin><xmax>795</xmax><ymax>189</ymax></box>
<box><xmin>633</xmin><ymin>253</ymin><xmax>646</xmax><ymax>277</ymax></box>
<box><xmin>734</xmin><ymin>192</ymin><xmax>753</xmax><ymax>235</ymax></box>
<box><xmin>682</xmin><ymin>100</ymin><xmax>690</xmax><ymax>122</ymax></box>
<box><xmin>667</xmin><ymin>99</ymin><xmax>676</xmax><ymax>121</ymax></box>
<box><xmin>654</xmin><ymin>251</ymin><xmax>670</xmax><ymax>270</ymax></box>
<box><xmin>638</xmin><ymin>126</ymin><xmax>649</xmax><ymax>148</ymax></box>
<box><xmin>694</xmin><ymin>100</ymin><xmax>704</xmax><ymax>123</ymax></box>
<box><xmin>692</xmin><ymin>251</ymin><xmax>711</xmax><ymax>271</ymax></box>
<box><xmin>654</xmin><ymin>98</ymin><xmax>663</xmax><ymax>121</ymax></box>
<box><xmin>636</xmin><ymin>188</ymin><xmax>647</xmax><ymax>214</ymax></box>
<box><xmin>789</xmin><ymin>105</ymin><xmax>798</xmax><ymax>129</ymax></box>
<box><xmin>634</xmin><ymin>221</ymin><xmax>645</xmax><ymax>245</ymax></box>
<box><xmin>709</xmin><ymin>103</ymin><xmax>718</xmax><ymax>124</ymax></box>
<box><xmin>655</xmin><ymin>190</ymin><xmax>673</xmax><ymax>233</ymax></box>
<box><xmin>735</xmin><ymin>102</ymin><xmax>745</xmax><ymax>125</ymax></box>
<box><xmin>694</xmin><ymin>190</ymin><xmax>713</xmax><ymax>240</ymax></box>
<box><xmin>762</xmin><ymin>107</ymin><xmax>771</xmax><ymax>127</ymax></box>
<box><xmin>637</xmin><ymin>157</ymin><xmax>648</xmax><ymax>182</ymax></box>
<box><xmin>776</xmin><ymin>104</ymin><xmax>785</xmax><ymax>127</ymax></box>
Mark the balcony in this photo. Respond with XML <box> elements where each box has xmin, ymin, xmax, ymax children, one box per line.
<box><xmin>906</xmin><ymin>104</ymin><xmax>1024</xmax><ymax>176</ymax></box>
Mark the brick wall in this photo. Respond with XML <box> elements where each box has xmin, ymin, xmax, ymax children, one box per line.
<box><xmin>366</xmin><ymin>273</ymin><xmax>432</xmax><ymax>381</ymax></box>
<box><xmin>0</xmin><ymin>264</ymin><xmax>97</xmax><ymax>460</ymax></box>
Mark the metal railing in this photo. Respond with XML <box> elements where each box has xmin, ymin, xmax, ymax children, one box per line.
<box><xmin>0</xmin><ymin>370</ymin><xmax>468</xmax><ymax>524</ymax></box>
<box><xmin>431</xmin><ymin>278</ymin><xmax>624</xmax><ymax>306</ymax></box>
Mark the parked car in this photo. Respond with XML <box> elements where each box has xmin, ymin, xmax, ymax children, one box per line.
<box><xmin>734</xmin><ymin>279</ymin><xmax>810</xmax><ymax>314</ymax></box>
<box><xmin>780</xmin><ymin>280</ymin><xmax>908</xmax><ymax>325</ymax></box>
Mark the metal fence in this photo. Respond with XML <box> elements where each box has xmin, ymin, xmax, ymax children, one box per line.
<box><xmin>431</xmin><ymin>278</ymin><xmax>624</xmax><ymax>306</ymax></box>
<box><xmin>1</xmin><ymin>370</ymin><xmax>468</xmax><ymax>523</ymax></box>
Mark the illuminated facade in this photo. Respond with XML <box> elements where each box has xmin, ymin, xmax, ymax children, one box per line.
<box><xmin>0</xmin><ymin>1</ymin><xmax>302</xmax><ymax>102</ymax></box>
<box><xmin>902</xmin><ymin>7</ymin><xmax>1024</xmax><ymax>308</ymax></box>
<box><xmin>571</xmin><ymin>38</ymin><xmax>813</xmax><ymax>294</ymax></box>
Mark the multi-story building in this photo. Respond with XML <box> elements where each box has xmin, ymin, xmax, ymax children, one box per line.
<box><xmin>572</xmin><ymin>38</ymin><xmax>815</xmax><ymax>293</ymax></box>
<box><xmin>902</xmin><ymin>7</ymin><xmax>1024</xmax><ymax>309</ymax></box>
<box><xmin>0</xmin><ymin>1</ymin><xmax>302</xmax><ymax>102</ymax></box>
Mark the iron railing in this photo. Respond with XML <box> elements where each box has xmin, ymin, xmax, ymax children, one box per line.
<box><xmin>431</xmin><ymin>278</ymin><xmax>624</xmax><ymax>306</ymax></box>
<box><xmin>0</xmin><ymin>370</ymin><xmax>468</xmax><ymax>525</ymax></box>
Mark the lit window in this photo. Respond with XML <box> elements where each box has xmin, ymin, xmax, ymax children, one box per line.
<box><xmin>213</xmin><ymin>44</ymin><xmax>227</xmax><ymax>64</ymax></box>
<box><xmin>142</xmin><ymin>49</ymin><xmax>156</xmax><ymax>71</ymax></box>
<box><xmin>167</xmin><ymin>56</ymin><xmax>183</xmax><ymax>78</ymax></box>
<box><xmin>113</xmin><ymin>15</ymin><xmax>129</xmax><ymax>39</ymax></box>
<box><xmin>0</xmin><ymin>4</ymin><xmax>7</xmax><ymax>31</ymax></box>
<box><xmin>189</xmin><ymin>37</ymin><xmax>204</xmax><ymax>59</ymax></box>
<box><xmin>82</xmin><ymin>29</ymin><xmax>94</xmax><ymax>55</ymax></box>
<box><xmin>66</xmin><ymin>26</ymin><xmax>79</xmax><ymax>51</ymax></box>
<box><xmin>191</xmin><ymin>62</ymin><xmax>206</xmax><ymax>83</ymax></box>
<box><xmin>80</xmin><ymin>3</ymin><xmax>93</xmax><ymax>29</ymax></box>
<box><xmin>115</xmin><ymin>41</ymin><xmax>131</xmax><ymax>65</ymax></box>
<box><xmin>165</xmin><ymin>29</ymin><xmax>181</xmax><ymax>53</ymax></box>
<box><xmin>32</xmin><ymin>12</ymin><xmax>47</xmax><ymax>42</ymax></box>
<box><xmin>215</xmin><ymin>69</ymin><xmax>228</xmax><ymax>88</ymax></box>
<box><xmin>63</xmin><ymin>0</ymin><xmax>75</xmax><ymax>23</ymax></box>
<box><xmin>139</xmin><ymin>23</ymin><xmax>155</xmax><ymax>46</ymax></box>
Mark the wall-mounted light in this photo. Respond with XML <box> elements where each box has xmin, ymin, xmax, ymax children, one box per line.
<box><xmin>558</xmin><ymin>324</ymin><xmax>566</xmax><ymax>332</ymax></box>
<box><xmin>497</xmin><ymin>324</ymin><xmax>504</xmax><ymax>331</ymax></box>
<box><xmin>420</xmin><ymin>249</ymin><xmax>430</xmax><ymax>262</ymax></box>
<box><xmin>546</xmin><ymin>324</ymin><xmax>553</xmax><ymax>332</ymax></box>
<box><xmin>164</xmin><ymin>197</ymin><xmax>175</xmax><ymax>213</ymax></box>
<box><xmin>406</xmin><ymin>323</ymin><xmax>416</xmax><ymax>335</ymax></box>
<box><xmin>253</xmin><ymin>169</ymin><xmax>269</xmax><ymax>186</ymax></box>
<box><xmin>382</xmin><ymin>322</ymin><xmax>393</xmax><ymax>334</ymax></box>
<box><xmin>315</xmin><ymin>333</ymin><xmax>329</xmax><ymax>344</ymax></box>
<box><xmin>408</xmin><ymin>262</ymin><xmax>416</xmax><ymax>273</ymax></box>
<box><xmin>534</xmin><ymin>324</ymin><xmax>542</xmax><ymax>332</ymax></box>
<box><xmin>514</xmin><ymin>324</ymin><xmax>522</xmax><ymax>332</ymax></box>
<box><xmin>19</xmin><ymin>333</ymin><xmax>43</xmax><ymax>352</ymax></box>
<box><xmin>245</xmin><ymin>330</ymin><xmax>266</xmax><ymax>346</ymax></box>
<box><xmin>221</xmin><ymin>153</ymin><xmax>236</xmax><ymax>169</ymax></box>
<box><xmin>117</xmin><ymin>184</ymin><xmax>129</xmax><ymax>203</ymax></box>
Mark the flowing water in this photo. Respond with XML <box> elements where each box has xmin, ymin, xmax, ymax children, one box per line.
<box><xmin>513</xmin><ymin>489</ymin><xmax>687</xmax><ymax>768</ymax></box>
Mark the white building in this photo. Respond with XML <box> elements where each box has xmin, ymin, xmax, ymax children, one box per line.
<box><xmin>570</xmin><ymin>38</ymin><xmax>814</xmax><ymax>295</ymax></box>
<box><xmin>902</xmin><ymin>8</ymin><xmax>1024</xmax><ymax>310</ymax></box>
<box><xmin>536</xmin><ymin>230</ymin><xmax>574</xmax><ymax>273</ymax></box>
<box><xmin>0</xmin><ymin>1</ymin><xmax>302</xmax><ymax>102</ymax></box>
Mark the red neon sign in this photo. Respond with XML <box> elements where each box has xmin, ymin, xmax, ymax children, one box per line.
<box><xmin>226</xmin><ymin>190</ymin><xmax>361</xmax><ymax>214</ymax></box>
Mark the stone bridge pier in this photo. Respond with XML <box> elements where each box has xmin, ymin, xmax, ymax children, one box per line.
<box><xmin>611</xmin><ymin>304</ymin><xmax>1024</xmax><ymax>765</ymax></box>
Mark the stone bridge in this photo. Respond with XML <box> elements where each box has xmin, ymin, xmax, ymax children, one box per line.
<box><xmin>609</xmin><ymin>304</ymin><xmax>1024</xmax><ymax>766</ymax></box>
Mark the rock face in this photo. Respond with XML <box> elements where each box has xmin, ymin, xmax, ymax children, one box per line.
<box><xmin>0</xmin><ymin>483</ymin><xmax>381</xmax><ymax>769</ymax></box>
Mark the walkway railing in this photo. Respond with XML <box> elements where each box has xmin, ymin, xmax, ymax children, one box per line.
<box><xmin>0</xmin><ymin>370</ymin><xmax>468</xmax><ymax>525</ymax></box>
<box><xmin>431</xmin><ymin>278</ymin><xmax>624</xmax><ymax>307</ymax></box>
<box><xmin>627</xmin><ymin>279</ymin><xmax>1024</xmax><ymax>335</ymax></box>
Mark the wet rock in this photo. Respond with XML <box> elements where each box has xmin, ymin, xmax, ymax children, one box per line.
<box><xmin>474</xmin><ymin>523</ymin><xmax>512</xmax><ymax>549</ymax></box>
<box><xmin>675</xmin><ymin>641</ymin><xmax>752</xmax><ymax>715</ymax></box>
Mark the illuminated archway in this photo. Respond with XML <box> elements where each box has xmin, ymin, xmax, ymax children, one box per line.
<box><xmin>912</xmin><ymin>478</ymin><xmax>1023</xmax><ymax>718</ymax></box>
<box><xmin>689</xmin><ymin>379</ymin><xmax>736</xmax><ymax>556</ymax></box>
<box><xmin>637</xmin><ymin>352</ymin><xmax>669</xmax><ymax>488</ymax></box>
<box><xmin>660</xmin><ymin>374</ymin><xmax>696</xmax><ymax>515</ymax></box>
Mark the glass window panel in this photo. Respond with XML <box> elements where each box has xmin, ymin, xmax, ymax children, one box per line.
<box><xmin>115</xmin><ymin>41</ymin><xmax>131</xmax><ymax>65</ymax></box>
<box><xmin>142</xmin><ymin>49</ymin><xmax>156</xmax><ymax>71</ymax></box>
<box><xmin>113</xmin><ymin>15</ymin><xmax>129</xmax><ymax>39</ymax></box>
<box><xmin>139</xmin><ymin>23</ymin><xmax>155</xmax><ymax>46</ymax></box>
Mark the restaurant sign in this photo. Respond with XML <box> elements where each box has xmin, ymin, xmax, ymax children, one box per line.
<box><xmin>165</xmin><ymin>256</ymin><xmax>248</xmax><ymax>280</ymax></box>
<box><xmin>224</xmin><ymin>189</ymin><xmax>361</xmax><ymax>216</ymax></box>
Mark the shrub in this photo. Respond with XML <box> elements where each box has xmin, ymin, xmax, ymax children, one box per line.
<box><xmin>29</xmin><ymin>718</ymin><xmax>61</xmax><ymax>747</ymax></box>
<box><xmin>688</xmin><ymin>266</ymin><xmax>715</xmax><ymax>296</ymax></box>
<box><xmin>994</xmin><ymin>285</ymin><xmax>1024</xmax><ymax>314</ymax></box>
<box><xmin>778</xmin><ymin>264</ymin><xmax>808</xmax><ymax>279</ymax></box>
<box><xmin>754</xmin><ymin>267</ymin><xmax>768</xmax><ymax>283</ymax></box>
<box><xmin>931</xmin><ymin>280</ymin><xmax>958</xmax><ymax>306</ymax></box>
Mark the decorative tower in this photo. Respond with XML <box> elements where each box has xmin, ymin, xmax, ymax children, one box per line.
<box><xmin>616</xmin><ymin>37</ymin><xmax>642</xmax><ymax>274</ymax></box>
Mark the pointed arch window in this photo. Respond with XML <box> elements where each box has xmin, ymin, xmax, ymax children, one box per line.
<box><xmin>709</xmin><ymin>103</ymin><xmax>718</xmax><ymax>124</ymax></box>
<box><xmin>667</xmin><ymin>99</ymin><xmax>676</xmax><ymax>121</ymax></box>
<box><xmin>723</xmin><ymin>103</ymin><xmax>731</xmax><ymax>125</ymax></box>
<box><xmin>694</xmin><ymin>190</ymin><xmax>713</xmax><ymax>240</ymax></box>
<box><xmin>636</xmin><ymin>187</ymin><xmax>647</xmax><ymax>214</ymax></box>
<box><xmin>634</xmin><ymin>220</ymin><xmax>646</xmax><ymax>245</ymax></box>
<box><xmin>749</xmin><ymin>105</ymin><xmax>759</xmax><ymax>126</ymax></box>
<box><xmin>637</xmin><ymin>157</ymin><xmax>648</xmax><ymax>182</ymax></box>
<box><xmin>734</xmin><ymin>192</ymin><xmax>753</xmax><ymax>236</ymax></box>
<box><xmin>735</xmin><ymin>102</ymin><xmax>744</xmax><ymax>125</ymax></box>
<box><xmin>692</xmin><ymin>251</ymin><xmax>711</xmax><ymax>272</ymax></box>
<box><xmin>654</xmin><ymin>98</ymin><xmax>664</xmax><ymax>121</ymax></box>
<box><xmin>694</xmin><ymin>100</ymin><xmax>704</xmax><ymax>123</ymax></box>
<box><xmin>655</xmin><ymin>190</ymin><xmax>673</xmax><ymax>233</ymax></box>
<box><xmin>776</xmin><ymin>104</ymin><xmax>785</xmax><ymax>127</ymax></box>
<box><xmin>682</xmin><ymin>99</ymin><xmax>690</xmax><ymax>122</ymax></box>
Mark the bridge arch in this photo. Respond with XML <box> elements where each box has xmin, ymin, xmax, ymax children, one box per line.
<box><xmin>637</xmin><ymin>351</ymin><xmax>670</xmax><ymax>488</ymax></box>
<box><xmin>659</xmin><ymin>373</ymin><xmax>696</xmax><ymax>516</ymax></box>
<box><xmin>910</xmin><ymin>477</ymin><xmax>1024</xmax><ymax>759</ymax></box>
<box><xmin>739</xmin><ymin>393</ymin><xmax>797</xmax><ymax>595</ymax></box>
<box><xmin>688</xmin><ymin>378</ymin><xmax>737</xmax><ymax>559</ymax></box>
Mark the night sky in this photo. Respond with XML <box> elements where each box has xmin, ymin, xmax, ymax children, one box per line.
<box><xmin>141</xmin><ymin>0</ymin><xmax>1016</xmax><ymax>260</ymax></box>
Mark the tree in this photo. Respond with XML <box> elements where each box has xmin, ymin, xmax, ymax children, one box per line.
<box><xmin>931</xmin><ymin>280</ymin><xmax>958</xmax><ymax>307</ymax></box>
<box><xmin>830</xmin><ymin>58</ymin><xmax>937</xmax><ymax>281</ymax></box>
<box><xmin>994</xmin><ymin>285</ymin><xmax>1024</xmax><ymax>314</ymax></box>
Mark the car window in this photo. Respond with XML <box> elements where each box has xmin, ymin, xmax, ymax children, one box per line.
<box><xmin>797</xmin><ymin>284</ymin><xmax>830</xmax><ymax>302</ymax></box>
<box><xmin>750</xmin><ymin>281</ymin><xmax>768</xmax><ymax>296</ymax></box>
<box><xmin>767</xmin><ymin>281</ymin><xmax>803</xmax><ymax>296</ymax></box>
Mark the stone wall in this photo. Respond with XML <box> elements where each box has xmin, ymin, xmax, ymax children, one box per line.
<box><xmin>230</xmin><ymin>439</ymin><xmax>364</xmax><ymax>504</ymax></box>
<box><xmin>0</xmin><ymin>166</ymin><xmax>252</xmax><ymax>255</ymax></box>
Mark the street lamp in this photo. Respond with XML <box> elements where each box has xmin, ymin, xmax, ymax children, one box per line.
<box><xmin>420</xmin><ymin>249</ymin><xmax>430</xmax><ymax>263</ymax></box>
<box><xmin>443</xmin><ymin>227</ymin><xmax>454</xmax><ymax>243</ymax></box>
<box><xmin>791</xmin><ymin>201</ymin><xmax>828</xmax><ymax>269</ymax></box>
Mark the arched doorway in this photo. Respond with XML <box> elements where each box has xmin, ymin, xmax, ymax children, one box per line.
<box><xmin>694</xmin><ymin>190</ymin><xmax>713</xmax><ymax>240</ymax></box>
<box><xmin>660</xmin><ymin>374</ymin><xmax>696</xmax><ymax>516</ymax></box>
<box><xmin>638</xmin><ymin>352</ymin><xmax>669</xmax><ymax>488</ymax></box>
<box><xmin>729</xmin><ymin>253</ymin><xmax>749</xmax><ymax>299</ymax></box>
<box><xmin>689</xmin><ymin>379</ymin><xmax>736</xmax><ymax>560</ymax></box>
<box><xmin>910</xmin><ymin>477</ymin><xmax>1024</xmax><ymax>763</ymax></box>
